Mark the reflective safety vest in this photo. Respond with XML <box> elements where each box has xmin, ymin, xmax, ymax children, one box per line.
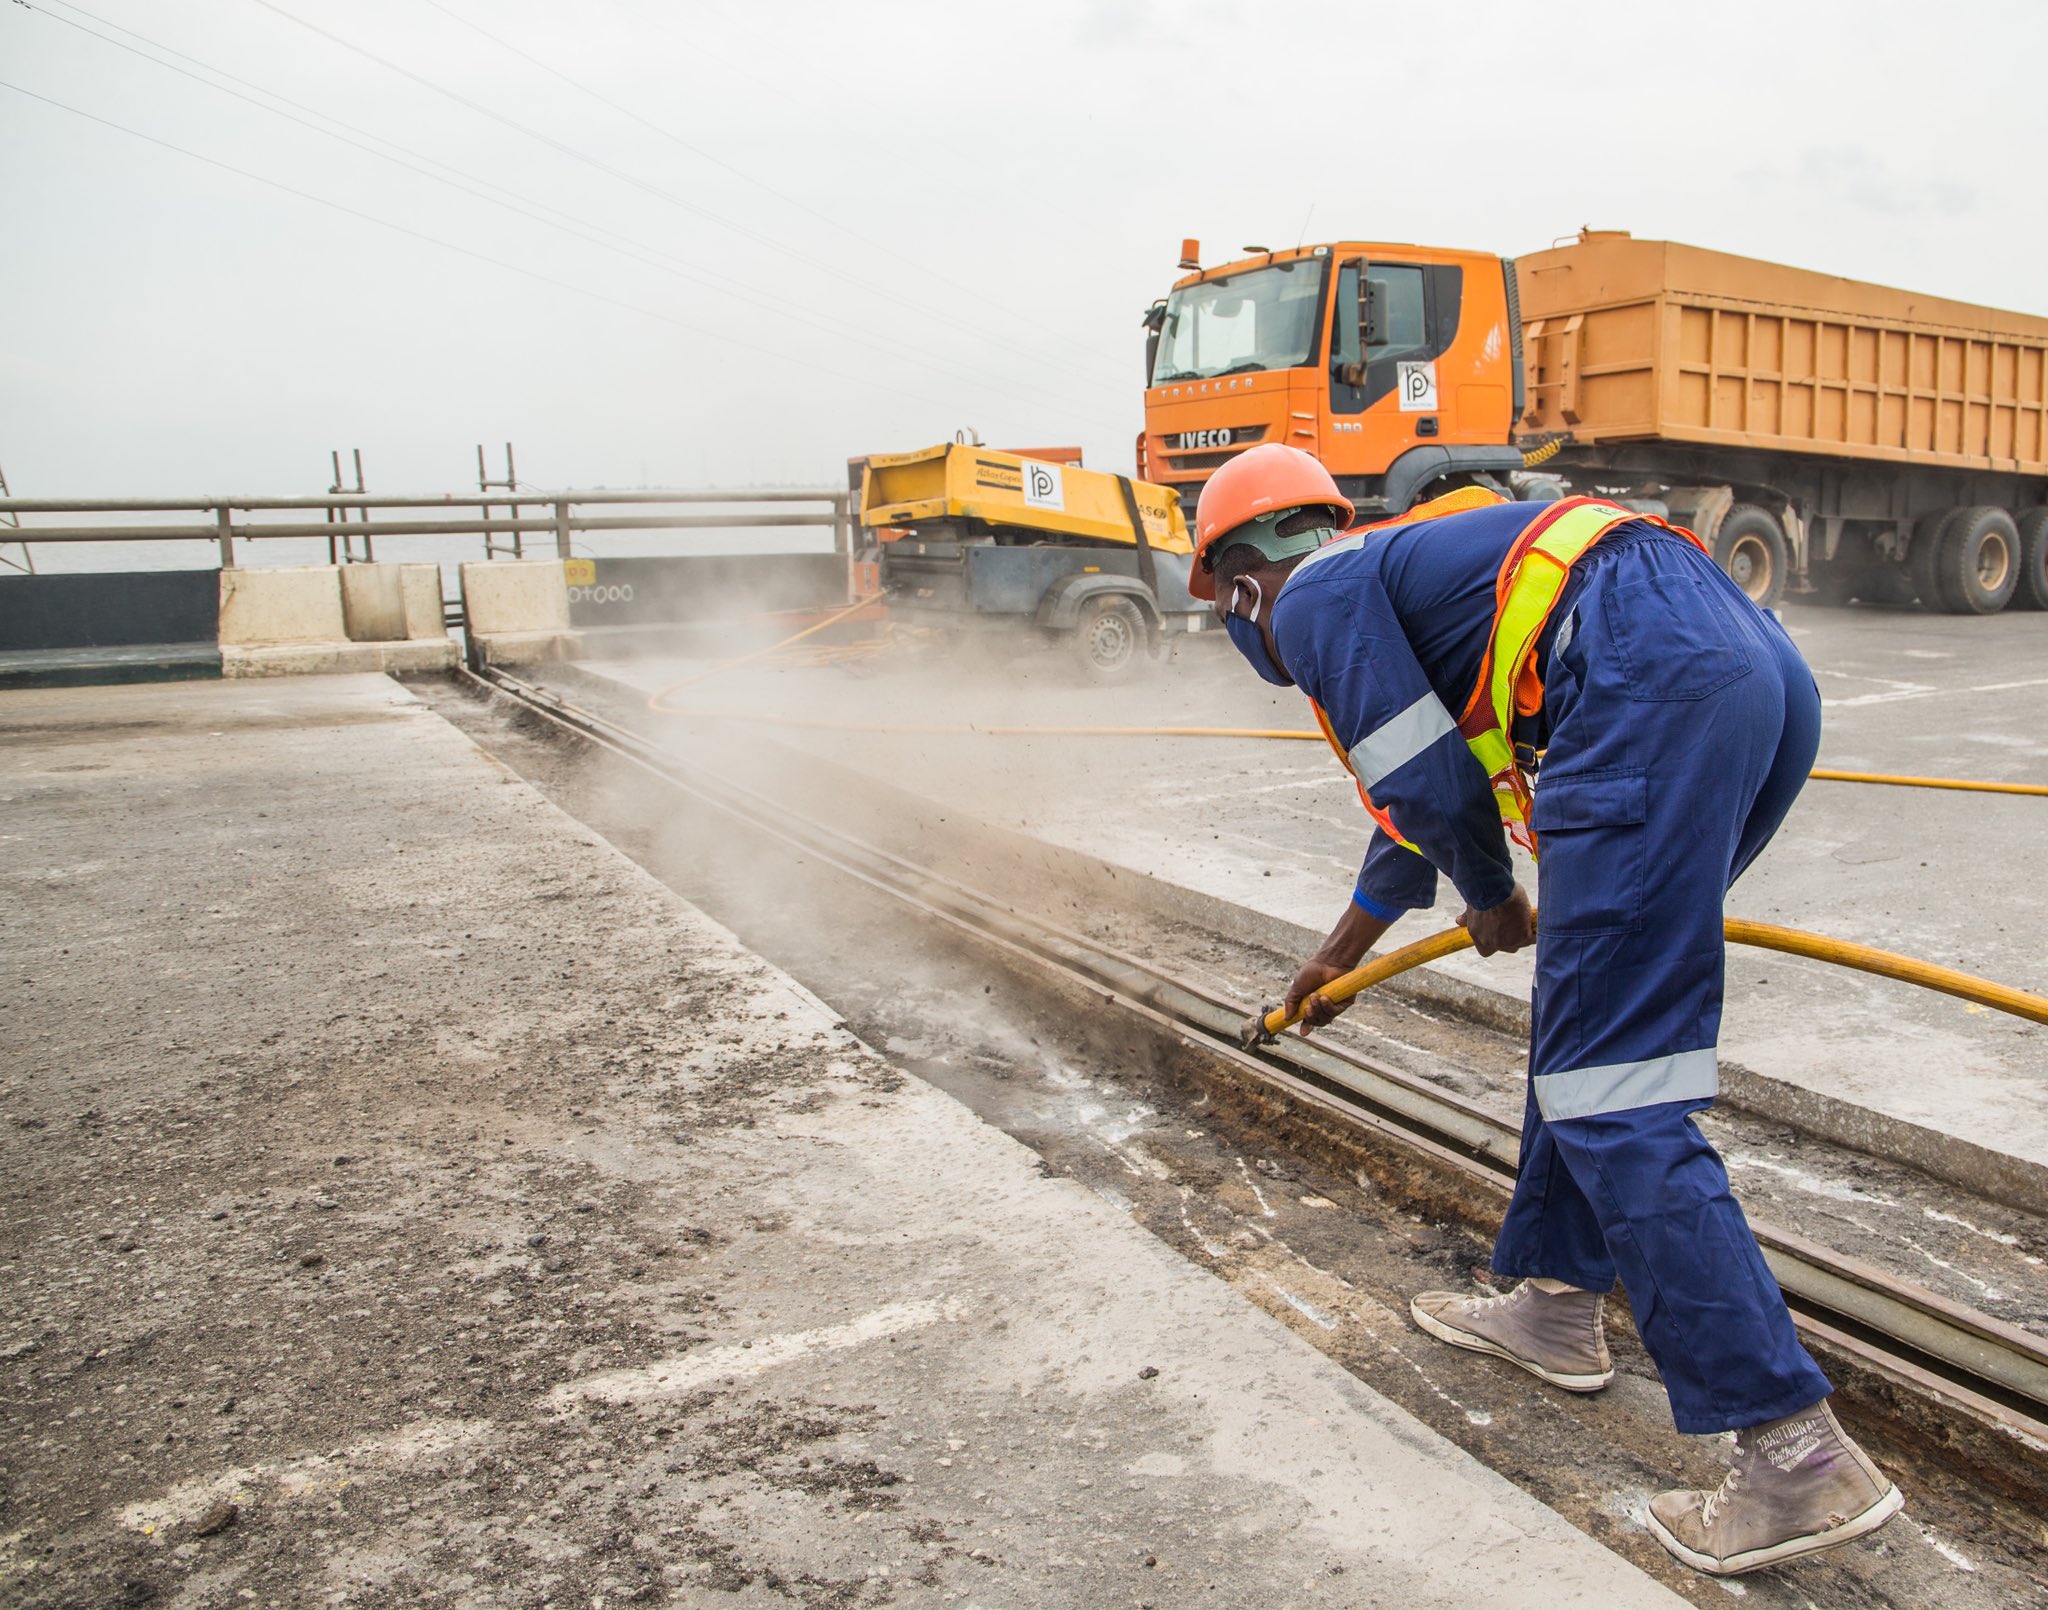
<box><xmin>1309</xmin><ymin>489</ymin><xmax>1705</xmax><ymax>858</ymax></box>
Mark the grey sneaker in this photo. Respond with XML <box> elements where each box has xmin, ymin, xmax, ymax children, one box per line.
<box><xmin>1647</xmin><ymin>1400</ymin><xmax>1903</xmax><ymax>1576</ymax></box>
<box><xmin>1409</xmin><ymin>1279</ymin><xmax>1613</xmax><ymax>1391</ymax></box>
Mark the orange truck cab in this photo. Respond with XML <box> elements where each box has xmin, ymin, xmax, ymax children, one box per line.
<box><xmin>1140</xmin><ymin>240</ymin><xmax>1526</xmax><ymax>519</ymax></box>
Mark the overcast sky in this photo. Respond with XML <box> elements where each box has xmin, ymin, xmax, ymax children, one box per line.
<box><xmin>3</xmin><ymin>0</ymin><xmax>2042</xmax><ymax>498</ymax></box>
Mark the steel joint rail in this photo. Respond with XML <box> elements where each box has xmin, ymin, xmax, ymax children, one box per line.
<box><xmin>469</xmin><ymin>664</ymin><xmax>2048</xmax><ymax>1446</ymax></box>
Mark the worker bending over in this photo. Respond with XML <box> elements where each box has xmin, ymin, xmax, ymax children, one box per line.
<box><xmin>1190</xmin><ymin>443</ymin><xmax>1901</xmax><ymax>1577</ymax></box>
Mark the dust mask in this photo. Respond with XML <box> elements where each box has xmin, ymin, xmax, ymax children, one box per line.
<box><xmin>1224</xmin><ymin>575</ymin><xmax>1293</xmax><ymax>686</ymax></box>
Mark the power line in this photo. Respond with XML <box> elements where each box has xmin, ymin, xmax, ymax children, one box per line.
<box><xmin>249</xmin><ymin>0</ymin><xmax>1129</xmax><ymax>398</ymax></box>
<box><xmin>414</xmin><ymin>0</ymin><xmax>1133</xmax><ymax>383</ymax></box>
<box><xmin>0</xmin><ymin>76</ymin><xmax>1064</xmax><ymax>435</ymax></box>
<box><xmin>24</xmin><ymin>0</ymin><xmax>1089</xmax><ymax>414</ymax></box>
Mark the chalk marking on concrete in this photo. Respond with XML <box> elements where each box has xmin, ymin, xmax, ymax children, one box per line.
<box><xmin>1922</xmin><ymin>1207</ymin><xmax>2021</xmax><ymax>1248</ymax></box>
<box><xmin>1915</xmin><ymin>1521</ymin><xmax>1978</xmax><ymax>1572</ymax></box>
<box><xmin>1724</xmin><ymin>1151</ymin><xmax>1892</xmax><ymax>1205</ymax></box>
<box><xmin>1900</xmin><ymin>1237</ymin><xmax>2004</xmax><ymax>1301</ymax></box>
<box><xmin>119</xmin><ymin>1418</ymin><xmax>487</xmax><ymax>1534</ymax></box>
<box><xmin>1092</xmin><ymin>1183</ymin><xmax>1137</xmax><ymax>1215</ymax></box>
<box><xmin>550</xmin><ymin>1298</ymin><xmax>966</xmax><ymax>1410</ymax></box>
<box><xmin>1234</xmin><ymin>1158</ymin><xmax>1277</xmax><ymax>1218</ymax></box>
<box><xmin>1178</xmin><ymin>1197</ymin><xmax>1230</xmax><ymax>1258</ymax></box>
<box><xmin>1257</xmin><ymin>1273</ymin><xmax>1338</xmax><ymax>1331</ymax></box>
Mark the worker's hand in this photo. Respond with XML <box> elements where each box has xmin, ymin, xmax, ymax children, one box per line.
<box><xmin>1284</xmin><ymin>959</ymin><xmax>1354</xmax><ymax>1036</ymax></box>
<box><xmin>1459</xmin><ymin>884</ymin><xmax>1536</xmax><ymax>956</ymax></box>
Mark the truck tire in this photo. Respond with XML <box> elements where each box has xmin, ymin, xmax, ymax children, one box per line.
<box><xmin>2014</xmin><ymin>507</ymin><xmax>2048</xmax><ymax>611</ymax></box>
<box><xmin>1910</xmin><ymin>509</ymin><xmax>1960</xmax><ymax>612</ymax></box>
<box><xmin>1933</xmin><ymin>506</ymin><xmax>2019</xmax><ymax>614</ymax></box>
<box><xmin>1804</xmin><ymin>558</ymin><xmax>1858</xmax><ymax>606</ymax></box>
<box><xmin>1858</xmin><ymin>565</ymin><xmax>1920</xmax><ymax>609</ymax></box>
<box><xmin>1713</xmin><ymin>504</ymin><xmax>1787</xmax><ymax>607</ymax></box>
<box><xmin>1072</xmin><ymin>595</ymin><xmax>1148</xmax><ymax>683</ymax></box>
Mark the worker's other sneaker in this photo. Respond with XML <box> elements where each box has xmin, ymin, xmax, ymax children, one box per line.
<box><xmin>1647</xmin><ymin>1400</ymin><xmax>1903</xmax><ymax>1576</ymax></box>
<box><xmin>1409</xmin><ymin>1279</ymin><xmax>1612</xmax><ymax>1391</ymax></box>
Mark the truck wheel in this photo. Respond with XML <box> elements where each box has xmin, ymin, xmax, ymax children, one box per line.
<box><xmin>1857</xmin><ymin>565</ymin><xmax>1919</xmax><ymax>609</ymax></box>
<box><xmin>1713</xmin><ymin>504</ymin><xmax>1787</xmax><ymax>607</ymax></box>
<box><xmin>1934</xmin><ymin>506</ymin><xmax>2019</xmax><ymax>614</ymax></box>
<box><xmin>1072</xmin><ymin>596</ymin><xmax>1148</xmax><ymax>683</ymax></box>
<box><xmin>1805</xmin><ymin>559</ymin><xmax>1858</xmax><ymax>606</ymax></box>
<box><xmin>1910</xmin><ymin>509</ymin><xmax>1960</xmax><ymax>611</ymax></box>
<box><xmin>2014</xmin><ymin>507</ymin><xmax>2048</xmax><ymax>611</ymax></box>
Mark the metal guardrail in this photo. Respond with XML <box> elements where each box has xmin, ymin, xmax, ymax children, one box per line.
<box><xmin>0</xmin><ymin>488</ymin><xmax>854</xmax><ymax>569</ymax></box>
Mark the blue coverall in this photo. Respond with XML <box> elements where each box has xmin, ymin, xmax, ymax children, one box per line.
<box><xmin>1271</xmin><ymin>499</ymin><xmax>1832</xmax><ymax>1433</ymax></box>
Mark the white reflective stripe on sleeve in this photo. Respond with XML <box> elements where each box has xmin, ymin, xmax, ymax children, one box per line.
<box><xmin>1347</xmin><ymin>692</ymin><xmax>1458</xmax><ymax>789</ymax></box>
<box><xmin>1533</xmin><ymin>1047</ymin><xmax>1720</xmax><ymax>1122</ymax></box>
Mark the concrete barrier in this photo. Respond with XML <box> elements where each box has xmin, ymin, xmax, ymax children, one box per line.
<box><xmin>0</xmin><ymin>570</ymin><xmax>222</xmax><ymax>687</ymax></box>
<box><xmin>458</xmin><ymin>560</ymin><xmax>578</xmax><ymax>666</ymax></box>
<box><xmin>340</xmin><ymin>564</ymin><xmax>406</xmax><ymax>642</ymax></box>
<box><xmin>216</xmin><ymin>565</ymin><xmax>456</xmax><ymax>677</ymax></box>
<box><xmin>1</xmin><ymin>563</ymin><xmax>456</xmax><ymax>686</ymax></box>
<box><xmin>218</xmin><ymin>566</ymin><xmax>346</xmax><ymax>647</ymax></box>
<box><xmin>564</xmin><ymin>554</ymin><xmax>848</xmax><ymax>627</ymax></box>
<box><xmin>401</xmin><ymin>565</ymin><xmax>445</xmax><ymax>640</ymax></box>
<box><xmin>334</xmin><ymin>562</ymin><xmax>449</xmax><ymax>644</ymax></box>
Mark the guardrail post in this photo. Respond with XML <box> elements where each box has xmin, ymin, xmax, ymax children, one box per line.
<box><xmin>833</xmin><ymin>493</ymin><xmax>857</xmax><ymax>602</ymax></box>
<box><xmin>553</xmin><ymin>500</ymin><xmax>573</xmax><ymax>559</ymax></box>
<box><xmin>215</xmin><ymin>505</ymin><xmax>234</xmax><ymax>569</ymax></box>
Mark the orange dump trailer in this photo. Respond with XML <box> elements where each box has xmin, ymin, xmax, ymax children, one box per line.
<box><xmin>1516</xmin><ymin>230</ymin><xmax>2048</xmax><ymax>611</ymax></box>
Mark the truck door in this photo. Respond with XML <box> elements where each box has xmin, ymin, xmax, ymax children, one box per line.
<box><xmin>1330</xmin><ymin>260</ymin><xmax>1463</xmax><ymax>428</ymax></box>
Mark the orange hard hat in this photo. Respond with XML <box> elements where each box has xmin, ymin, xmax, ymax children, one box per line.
<box><xmin>1188</xmin><ymin>444</ymin><xmax>1354</xmax><ymax>600</ymax></box>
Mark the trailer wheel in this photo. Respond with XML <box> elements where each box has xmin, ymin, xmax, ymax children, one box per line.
<box><xmin>1713</xmin><ymin>505</ymin><xmax>1787</xmax><ymax>607</ymax></box>
<box><xmin>2014</xmin><ymin>507</ymin><xmax>2048</xmax><ymax>611</ymax></box>
<box><xmin>1933</xmin><ymin>506</ymin><xmax>2019</xmax><ymax>614</ymax></box>
<box><xmin>1910</xmin><ymin>509</ymin><xmax>1959</xmax><ymax>611</ymax></box>
<box><xmin>1072</xmin><ymin>596</ymin><xmax>1148</xmax><ymax>683</ymax></box>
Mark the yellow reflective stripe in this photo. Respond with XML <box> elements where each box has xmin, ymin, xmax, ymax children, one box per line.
<box><xmin>1466</xmin><ymin>726</ymin><xmax>1515</xmax><ymax>776</ymax></box>
<box><xmin>1486</xmin><ymin>505</ymin><xmax>1627</xmax><ymax>736</ymax></box>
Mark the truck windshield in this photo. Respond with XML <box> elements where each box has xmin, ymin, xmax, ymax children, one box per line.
<box><xmin>1151</xmin><ymin>260</ymin><xmax>1328</xmax><ymax>384</ymax></box>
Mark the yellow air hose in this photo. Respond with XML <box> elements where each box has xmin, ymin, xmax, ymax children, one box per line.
<box><xmin>1249</xmin><ymin>917</ymin><xmax>2048</xmax><ymax>1042</ymax></box>
<box><xmin>1806</xmin><ymin>768</ymin><xmax>2048</xmax><ymax>798</ymax></box>
<box><xmin>650</xmin><ymin>706</ymin><xmax>2043</xmax><ymax>798</ymax></box>
<box><xmin>625</xmin><ymin>634</ymin><xmax>2045</xmax><ymax>1040</ymax></box>
<box><xmin>645</xmin><ymin>594</ymin><xmax>886</xmax><ymax>711</ymax></box>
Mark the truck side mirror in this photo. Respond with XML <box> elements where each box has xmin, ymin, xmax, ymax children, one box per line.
<box><xmin>1363</xmin><ymin>277</ymin><xmax>1387</xmax><ymax>348</ymax></box>
<box><xmin>1332</xmin><ymin>261</ymin><xmax>1363</xmax><ymax>375</ymax></box>
<box><xmin>1142</xmin><ymin>300</ymin><xmax>1166</xmax><ymax>384</ymax></box>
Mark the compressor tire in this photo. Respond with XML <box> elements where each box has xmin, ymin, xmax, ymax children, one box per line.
<box><xmin>1712</xmin><ymin>504</ymin><xmax>1787</xmax><ymax>608</ymax></box>
<box><xmin>1933</xmin><ymin>506</ymin><xmax>2020</xmax><ymax>614</ymax></box>
<box><xmin>2015</xmin><ymin>507</ymin><xmax>2048</xmax><ymax>611</ymax></box>
<box><xmin>1073</xmin><ymin>595</ymin><xmax>1148</xmax><ymax>684</ymax></box>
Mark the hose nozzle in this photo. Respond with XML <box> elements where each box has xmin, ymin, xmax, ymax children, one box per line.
<box><xmin>1238</xmin><ymin>1007</ymin><xmax>1280</xmax><ymax>1050</ymax></box>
